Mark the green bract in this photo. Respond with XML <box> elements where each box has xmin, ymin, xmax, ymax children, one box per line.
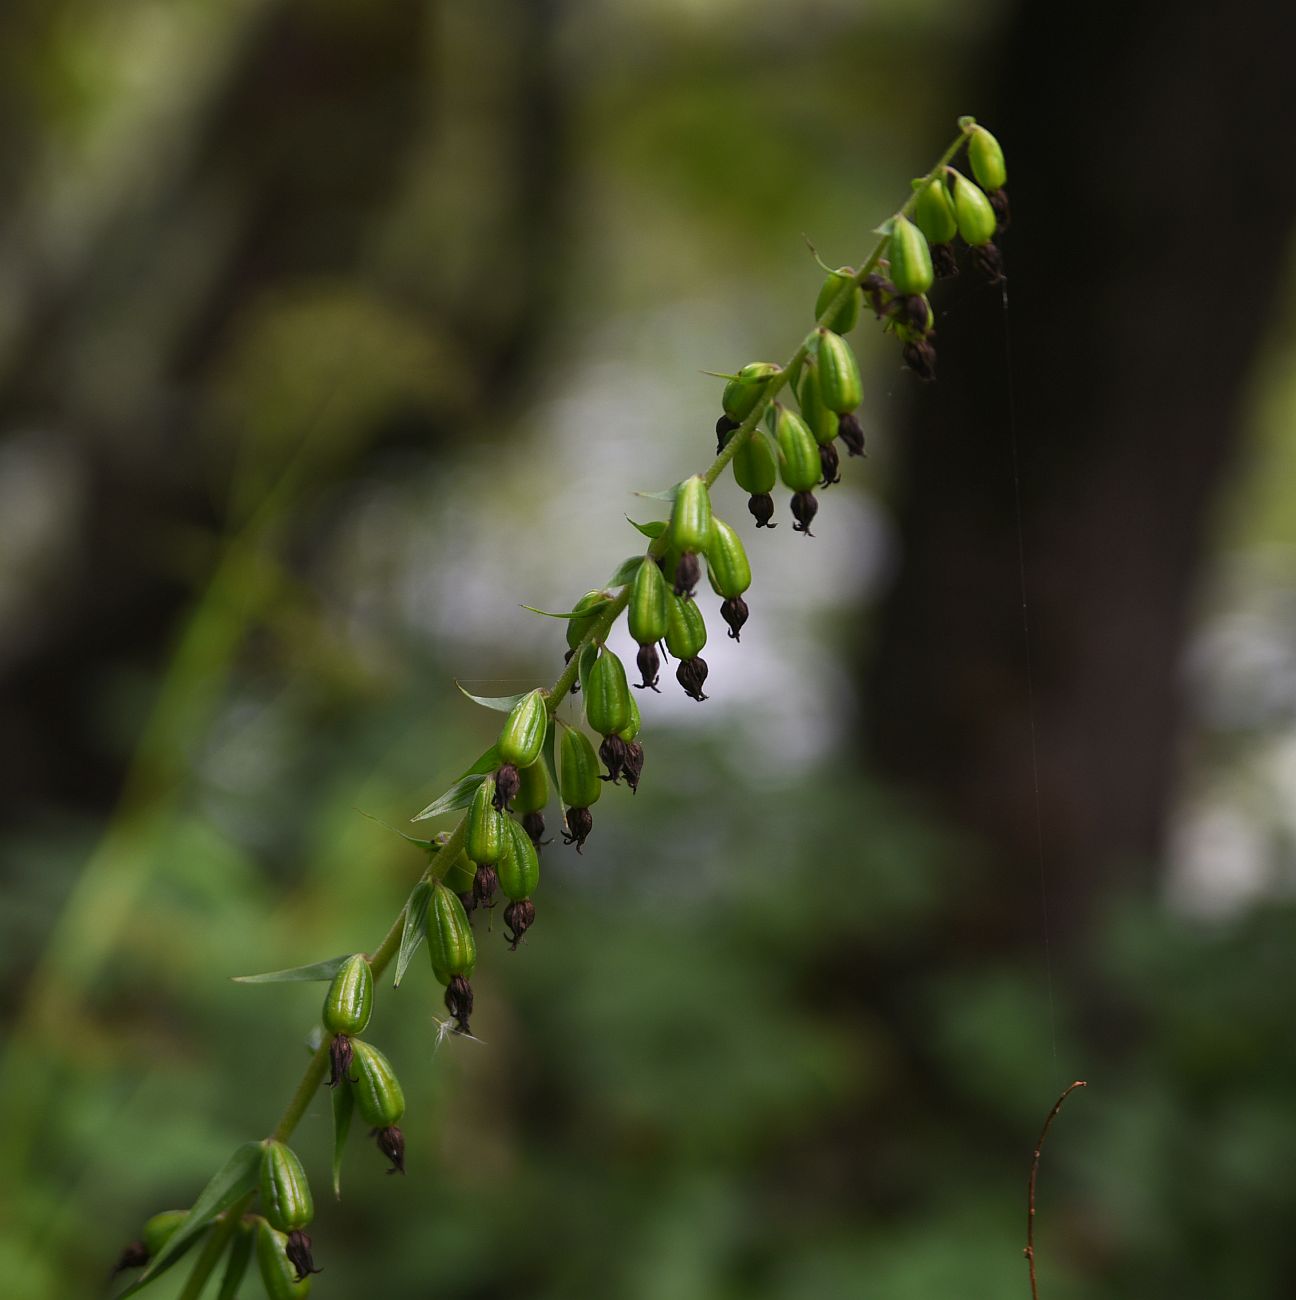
<box><xmin>669</xmin><ymin>476</ymin><xmax>712</xmax><ymax>555</ymax></box>
<box><xmin>566</xmin><ymin>591</ymin><xmax>609</xmax><ymax>652</ymax></box>
<box><xmin>732</xmin><ymin>428</ymin><xmax>778</xmax><ymax>495</ymax></box>
<box><xmin>706</xmin><ymin>518</ymin><xmax>751</xmax><ymax>599</ymax></box>
<box><xmin>499</xmin><ymin>817</ymin><xmax>540</xmax><ymax>902</ymax></box>
<box><xmin>322</xmin><ymin>953</ymin><xmax>373</xmax><ymax>1038</ymax></box>
<box><xmin>628</xmin><ymin>555</ymin><xmax>669</xmax><ymax>646</ymax></box>
<box><xmin>887</xmin><ymin>215</ymin><xmax>934</xmax><ymax>297</ymax></box>
<box><xmin>775</xmin><ymin>405</ymin><xmax>820</xmax><ymax>492</ymax></box>
<box><xmin>256</xmin><ymin>1220</ymin><xmax>312</xmax><ymax>1299</ymax></box>
<box><xmin>968</xmin><ymin>124</ymin><xmax>1006</xmax><ymax>190</ymax></box>
<box><xmin>721</xmin><ymin>362</ymin><xmax>780</xmax><ymax>422</ymax></box>
<box><xmin>950</xmin><ymin>170</ymin><xmax>996</xmax><ymax>247</ymax></box>
<box><xmin>465</xmin><ymin>776</ymin><xmax>505</xmax><ymax>866</ymax></box>
<box><xmin>585</xmin><ymin>649</ymin><xmax>632</xmax><ymax>738</ymax></box>
<box><xmin>814</xmin><ymin>330</ymin><xmax>862</xmax><ymax>415</ymax></box>
<box><xmin>428</xmin><ymin>880</ymin><xmax>476</xmax><ymax>982</ymax></box>
<box><xmin>914</xmin><ymin>176</ymin><xmax>958</xmax><ymax>245</ymax></box>
<box><xmin>498</xmin><ymin>688</ymin><xmax>547</xmax><ymax>769</ymax></box>
<box><xmin>558</xmin><ymin>726</ymin><xmax>602</xmax><ymax>809</ymax></box>
<box><xmin>665</xmin><ymin>592</ymin><xmax>707</xmax><ymax>660</ymax></box>
<box><xmin>815</xmin><ymin>267</ymin><xmax>862</xmax><ymax>334</ymax></box>
<box><xmin>350</xmin><ymin>1039</ymin><xmax>406</xmax><ymax>1128</ymax></box>
<box><xmin>513</xmin><ymin>758</ymin><xmax>548</xmax><ymax>816</ymax></box>
<box><xmin>259</xmin><ymin>1141</ymin><xmax>313</xmax><ymax>1233</ymax></box>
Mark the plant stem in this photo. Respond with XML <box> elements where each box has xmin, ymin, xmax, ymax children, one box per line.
<box><xmin>1025</xmin><ymin>1080</ymin><xmax>1087</xmax><ymax>1300</ymax></box>
<box><xmin>261</xmin><ymin>122</ymin><xmax>975</xmax><ymax>1155</ymax></box>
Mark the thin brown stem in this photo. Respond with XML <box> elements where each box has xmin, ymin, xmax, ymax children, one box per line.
<box><xmin>1025</xmin><ymin>1080</ymin><xmax>1087</xmax><ymax>1300</ymax></box>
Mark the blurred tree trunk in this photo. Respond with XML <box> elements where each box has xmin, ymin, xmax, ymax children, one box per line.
<box><xmin>863</xmin><ymin>0</ymin><xmax>1296</xmax><ymax>946</ymax></box>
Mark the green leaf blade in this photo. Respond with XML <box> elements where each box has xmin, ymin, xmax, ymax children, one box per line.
<box><xmin>393</xmin><ymin>881</ymin><xmax>432</xmax><ymax>987</ymax></box>
<box><xmin>331</xmin><ymin>1081</ymin><xmax>355</xmax><ymax>1199</ymax></box>
<box><xmin>232</xmin><ymin>955</ymin><xmax>352</xmax><ymax>984</ymax></box>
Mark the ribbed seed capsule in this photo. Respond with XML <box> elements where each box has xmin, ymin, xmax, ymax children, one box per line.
<box><xmin>886</xmin><ymin>216</ymin><xmax>934</xmax><ymax>297</ymax></box>
<box><xmin>558</xmin><ymin>727</ymin><xmax>602</xmax><ymax>811</ymax></box>
<box><xmin>628</xmin><ymin>556</ymin><xmax>669</xmax><ymax>648</ymax></box>
<box><xmin>665</xmin><ymin>591</ymin><xmax>707</xmax><ymax>660</ymax></box>
<box><xmin>141</xmin><ymin>1211</ymin><xmax>188</xmax><ymax>1258</ymax></box>
<box><xmin>256</xmin><ymin>1221</ymin><xmax>312</xmax><ymax>1299</ymax></box>
<box><xmin>815</xmin><ymin>267</ymin><xmax>862</xmax><ymax>334</ymax></box>
<box><xmin>428</xmin><ymin>880</ymin><xmax>476</xmax><ymax>981</ymax></box>
<box><xmin>498</xmin><ymin>689</ymin><xmax>547</xmax><ymax>769</ymax></box>
<box><xmin>797</xmin><ymin>360</ymin><xmax>839</xmax><ymax>447</ymax></box>
<box><xmin>721</xmin><ymin>362</ymin><xmax>780</xmax><ymax>422</ymax></box>
<box><xmin>585</xmin><ymin>648</ymin><xmax>631</xmax><ymax>738</ymax></box>
<box><xmin>732</xmin><ymin>428</ymin><xmax>778</xmax><ymax>529</ymax></box>
<box><xmin>259</xmin><ymin>1142</ymin><xmax>313</xmax><ymax>1233</ymax></box>
<box><xmin>968</xmin><ymin>125</ymin><xmax>1006</xmax><ymax>191</ymax></box>
<box><xmin>500</xmin><ymin>817</ymin><xmax>540</xmax><ymax>903</ymax></box>
<box><xmin>513</xmin><ymin>759</ymin><xmax>548</xmax><ymax>815</ymax></box>
<box><xmin>350</xmin><ymin>1039</ymin><xmax>405</xmax><ymax>1128</ymax></box>
<box><xmin>706</xmin><ymin>518</ymin><xmax>751</xmax><ymax>599</ymax></box>
<box><xmin>815</xmin><ymin>330</ymin><xmax>862</xmax><ymax>415</ymax></box>
<box><xmin>465</xmin><ymin>776</ymin><xmax>505</xmax><ymax>866</ymax></box>
<box><xmin>668</xmin><ymin>476</ymin><xmax>711</xmax><ymax>597</ymax></box>
<box><xmin>950</xmin><ymin>170</ymin><xmax>996</xmax><ymax>247</ymax></box>
<box><xmin>566</xmin><ymin>591</ymin><xmax>608</xmax><ymax>652</ymax></box>
<box><xmin>914</xmin><ymin>176</ymin><xmax>958</xmax><ymax>245</ymax></box>
<box><xmin>322</xmin><ymin>953</ymin><xmax>372</xmax><ymax>1037</ymax></box>
<box><xmin>775</xmin><ymin>406</ymin><xmax>820</xmax><ymax>493</ymax></box>
<box><xmin>440</xmin><ymin>845</ymin><xmax>475</xmax><ymax>895</ymax></box>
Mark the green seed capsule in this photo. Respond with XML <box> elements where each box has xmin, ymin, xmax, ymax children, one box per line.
<box><xmin>705</xmin><ymin>517</ymin><xmax>751</xmax><ymax>599</ymax></box>
<box><xmin>886</xmin><ymin>215</ymin><xmax>934</xmax><ymax>297</ymax></box>
<box><xmin>499</xmin><ymin>817</ymin><xmax>540</xmax><ymax>902</ymax></box>
<box><xmin>914</xmin><ymin>177</ymin><xmax>958</xmax><ymax>245</ymax></box>
<box><xmin>465</xmin><ymin>776</ymin><xmax>505</xmax><ymax>866</ymax></box>
<box><xmin>815</xmin><ymin>330</ymin><xmax>862</xmax><ymax>415</ymax></box>
<box><xmin>558</xmin><ymin>726</ymin><xmax>602</xmax><ymax>810</ymax></box>
<box><xmin>628</xmin><ymin>557</ymin><xmax>669</xmax><ymax>647</ymax></box>
<box><xmin>617</xmin><ymin>692</ymin><xmax>641</xmax><ymax>743</ymax></box>
<box><xmin>968</xmin><ymin>125</ymin><xmax>1006</xmax><ymax>191</ymax></box>
<box><xmin>259</xmin><ymin>1141</ymin><xmax>313</xmax><ymax>1233</ymax></box>
<box><xmin>721</xmin><ymin>362</ymin><xmax>780</xmax><ymax>422</ymax></box>
<box><xmin>732</xmin><ymin>428</ymin><xmax>778</xmax><ymax>495</ymax></box>
<box><xmin>142</xmin><ymin>1210</ymin><xmax>188</xmax><ymax>1258</ymax></box>
<box><xmin>350</xmin><ymin>1039</ymin><xmax>406</xmax><ymax>1128</ymax></box>
<box><xmin>566</xmin><ymin>591</ymin><xmax>609</xmax><ymax>652</ymax></box>
<box><xmin>950</xmin><ymin>170</ymin><xmax>996</xmax><ymax>247</ymax></box>
<box><xmin>585</xmin><ymin>649</ymin><xmax>632</xmax><ymax>738</ymax></box>
<box><xmin>498</xmin><ymin>689</ymin><xmax>547</xmax><ymax>770</ymax></box>
<box><xmin>669</xmin><ymin>476</ymin><xmax>712</xmax><ymax>555</ymax></box>
<box><xmin>775</xmin><ymin>405</ymin><xmax>821</xmax><ymax>493</ymax></box>
<box><xmin>513</xmin><ymin>758</ymin><xmax>548</xmax><ymax>816</ymax></box>
<box><xmin>256</xmin><ymin>1220</ymin><xmax>312</xmax><ymax>1300</ymax></box>
<box><xmin>440</xmin><ymin>845</ymin><xmax>475</xmax><ymax>893</ymax></box>
<box><xmin>665</xmin><ymin>592</ymin><xmax>708</xmax><ymax>660</ymax></box>
<box><xmin>322</xmin><ymin>953</ymin><xmax>373</xmax><ymax>1038</ymax></box>
<box><xmin>428</xmin><ymin>880</ymin><xmax>476</xmax><ymax>983</ymax></box>
<box><xmin>797</xmin><ymin>360</ymin><xmax>838</xmax><ymax>446</ymax></box>
<box><xmin>815</xmin><ymin>267</ymin><xmax>862</xmax><ymax>334</ymax></box>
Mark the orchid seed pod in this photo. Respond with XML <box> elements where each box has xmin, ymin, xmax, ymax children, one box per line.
<box><xmin>428</xmin><ymin>879</ymin><xmax>476</xmax><ymax>985</ymax></box>
<box><xmin>949</xmin><ymin>169</ymin><xmax>997</xmax><ymax>248</ymax></box>
<box><xmin>668</xmin><ymin>476</ymin><xmax>712</xmax><ymax>598</ymax></box>
<box><xmin>256</xmin><ymin>1220</ymin><xmax>313</xmax><ymax>1298</ymax></box>
<box><xmin>732</xmin><ymin>427</ymin><xmax>779</xmax><ymax>529</ymax></box>
<box><xmin>259</xmin><ymin>1141</ymin><xmax>314</xmax><ymax>1234</ymax></box>
<box><xmin>721</xmin><ymin>361</ymin><xmax>780</xmax><ymax>422</ymax></box>
<box><xmin>566</xmin><ymin>591</ymin><xmax>609</xmax><ymax>653</ymax></box>
<box><xmin>886</xmin><ymin>215</ymin><xmax>934</xmax><ymax>298</ymax></box>
<box><xmin>774</xmin><ymin>404</ymin><xmax>821</xmax><ymax>531</ymax></box>
<box><xmin>142</xmin><ymin>1210</ymin><xmax>188</xmax><ymax>1258</ymax></box>
<box><xmin>465</xmin><ymin>776</ymin><xmax>505</xmax><ymax>866</ymax></box>
<box><xmin>915</xmin><ymin>176</ymin><xmax>958</xmax><ymax>246</ymax></box>
<box><xmin>350</xmin><ymin>1039</ymin><xmax>406</xmax><ymax>1127</ymax></box>
<box><xmin>559</xmin><ymin>725</ymin><xmax>601</xmax><ymax>850</ymax></box>
<box><xmin>814</xmin><ymin>266</ymin><xmax>862</xmax><ymax>334</ymax></box>
<box><xmin>322</xmin><ymin>953</ymin><xmax>372</xmax><ymax>1038</ymax></box>
<box><xmin>815</xmin><ymin>329</ymin><xmax>862</xmax><ymax>415</ymax></box>
<box><xmin>706</xmin><ymin>517</ymin><xmax>751</xmax><ymax>600</ymax></box>
<box><xmin>627</xmin><ymin>558</ymin><xmax>669</xmax><ymax>694</ymax></box>
<box><xmin>440</xmin><ymin>844</ymin><xmax>476</xmax><ymax>896</ymax></box>
<box><xmin>796</xmin><ymin>358</ymin><xmax>839</xmax><ymax>448</ymax></box>
<box><xmin>665</xmin><ymin>592</ymin><xmax>709</xmax><ymax>701</ymax></box>
<box><xmin>500</xmin><ymin>819</ymin><xmax>541</xmax><ymax>946</ymax></box>
<box><xmin>585</xmin><ymin>648</ymin><xmax>632</xmax><ymax>737</ymax></box>
<box><xmin>967</xmin><ymin>124</ymin><xmax>1006</xmax><ymax>191</ymax></box>
<box><xmin>513</xmin><ymin>758</ymin><xmax>549</xmax><ymax>847</ymax></box>
<box><xmin>498</xmin><ymin>689</ymin><xmax>547</xmax><ymax>771</ymax></box>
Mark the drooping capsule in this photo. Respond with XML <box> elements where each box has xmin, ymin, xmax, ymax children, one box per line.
<box><xmin>914</xmin><ymin>176</ymin><xmax>959</xmax><ymax>277</ymax></box>
<box><xmin>349</xmin><ymin>1039</ymin><xmax>406</xmax><ymax>1173</ymax></box>
<box><xmin>628</xmin><ymin>558</ymin><xmax>668</xmax><ymax>691</ymax></box>
<box><xmin>667</xmin><ymin>476</ymin><xmax>712</xmax><ymax>598</ymax></box>
<box><xmin>797</xmin><ymin>358</ymin><xmax>839</xmax><ymax>446</ymax></box>
<box><xmin>949</xmin><ymin>168</ymin><xmax>1001</xmax><ymax>277</ymax></box>
<box><xmin>665</xmin><ymin>592</ymin><xmax>709</xmax><ymax>701</ymax></box>
<box><xmin>558</xmin><ymin>725</ymin><xmax>601</xmax><ymax>851</ymax></box>
<box><xmin>967</xmin><ymin>125</ymin><xmax>1006</xmax><ymax>191</ymax></box>
<box><xmin>259</xmin><ymin>1143</ymin><xmax>320</xmax><ymax>1282</ymax></box>
<box><xmin>586</xmin><ymin>649</ymin><xmax>634</xmax><ymax>780</ymax></box>
<box><xmin>814</xmin><ymin>267</ymin><xmax>862</xmax><ymax>335</ymax></box>
<box><xmin>721</xmin><ymin>362</ymin><xmax>780</xmax><ymax>423</ymax></box>
<box><xmin>513</xmin><ymin>759</ymin><xmax>548</xmax><ymax>847</ymax></box>
<box><xmin>886</xmin><ymin>215</ymin><xmax>934</xmax><ymax>298</ymax></box>
<box><xmin>322</xmin><ymin>954</ymin><xmax>372</xmax><ymax>1039</ymax></box>
<box><xmin>815</xmin><ymin>330</ymin><xmax>862</xmax><ymax>415</ymax></box>
<box><xmin>566</xmin><ymin>591</ymin><xmax>609</xmax><ymax>653</ymax></box>
<box><xmin>465</xmin><ymin>776</ymin><xmax>505</xmax><ymax>868</ymax></box>
<box><xmin>495</xmin><ymin>689</ymin><xmax>547</xmax><ymax>809</ymax></box>
<box><xmin>142</xmin><ymin>1210</ymin><xmax>188</xmax><ymax>1259</ymax></box>
<box><xmin>256</xmin><ymin>1220</ymin><xmax>314</xmax><ymax>1298</ymax></box>
<box><xmin>426</xmin><ymin>879</ymin><xmax>476</xmax><ymax>1031</ymax></box>
<box><xmin>732</xmin><ymin>428</ymin><xmax>779</xmax><ymax>529</ymax></box>
<box><xmin>774</xmin><ymin>405</ymin><xmax>820</xmax><ymax>535</ymax></box>
<box><xmin>706</xmin><ymin>517</ymin><xmax>752</xmax><ymax>642</ymax></box>
<box><xmin>499</xmin><ymin>817</ymin><xmax>540</xmax><ymax>948</ymax></box>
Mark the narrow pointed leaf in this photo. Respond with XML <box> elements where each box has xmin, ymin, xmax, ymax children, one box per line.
<box><xmin>115</xmin><ymin>1142</ymin><xmax>261</xmax><ymax>1295</ymax></box>
<box><xmin>232</xmin><ymin>955</ymin><xmax>352</xmax><ymax>984</ymax></box>
<box><xmin>412</xmin><ymin>744</ymin><xmax>501</xmax><ymax>822</ymax></box>
<box><xmin>393</xmin><ymin>881</ymin><xmax>432</xmax><ymax>987</ymax></box>
<box><xmin>454</xmin><ymin>682</ymin><xmax>533</xmax><ymax>713</ymax></box>
<box><xmin>627</xmin><ymin>517</ymin><xmax>668</xmax><ymax>539</ymax></box>
<box><xmin>608</xmin><ymin>555</ymin><xmax>645</xmax><ymax>587</ymax></box>
<box><xmin>519</xmin><ymin>600</ymin><xmax>608</xmax><ymax>620</ymax></box>
<box><xmin>331</xmin><ymin>1080</ymin><xmax>354</xmax><ymax>1199</ymax></box>
<box><xmin>633</xmin><ymin>482</ymin><xmax>682</xmax><ymax>502</ymax></box>
<box><xmin>460</xmin><ymin>744</ymin><xmax>503</xmax><ymax>779</ymax></box>
<box><xmin>355</xmin><ymin>808</ymin><xmax>435</xmax><ymax>849</ymax></box>
<box><xmin>215</xmin><ymin>1226</ymin><xmax>253</xmax><ymax>1300</ymax></box>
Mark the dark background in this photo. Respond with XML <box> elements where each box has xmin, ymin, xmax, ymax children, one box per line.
<box><xmin>3</xmin><ymin>1</ymin><xmax>1296</xmax><ymax>1296</ymax></box>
